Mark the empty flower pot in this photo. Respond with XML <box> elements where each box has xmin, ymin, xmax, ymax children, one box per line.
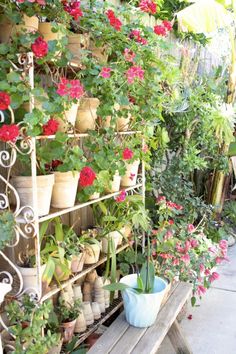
<box><xmin>11</xmin><ymin>174</ymin><xmax>54</xmax><ymax>217</ymax></box>
<box><xmin>120</xmin><ymin>274</ymin><xmax>167</xmax><ymax>328</ymax></box>
<box><xmin>60</xmin><ymin>319</ymin><xmax>76</xmax><ymax>343</ymax></box>
<box><xmin>75</xmin><ymin>98</ymin><xmax>100</xmax><ymax>133</ymax></box>
<box><xmin>84</xmin><ymin>243</ymin><xmax>101</xmax><ymax>265</ymax></box>
<box><xmin>51</xmin><ymin>171</ymin><xmax>80</xmax><ymax>208</ymax></box>
<box><xmin>39</xmin><ymin>22</ymin><xmax>63</xmax><ymax>42</ymax></box>
<box><xmin>121</xmin><ymin>160</ymin><xmax>140</xmax><ymax>187</ymax></box>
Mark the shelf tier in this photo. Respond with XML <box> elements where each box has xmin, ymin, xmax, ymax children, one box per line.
<box><xmin>40</xmin><ymin>243</ymin><xmax>130</xmax><ymax>302</ymax></box>
<box><xmin>39</xmin><ymin>183</ymin><xmax>142</xmax><ymax>222</ymax></box>
<box><xmin>62</xmin><ymin>296</ymin><xmax>123</xmax><ymax>352</ymax></box>
<box><xmin>35</xmin><ymin>130</ymin><xmax>141</xmax><ymax>140</ymax></box>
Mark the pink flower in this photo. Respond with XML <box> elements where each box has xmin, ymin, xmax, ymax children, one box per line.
<box><xmin>126</xmin><ymin>66</ymin><xmax>145</xmax><ymax>84</ymax></box>
<box><xmin>152</xmin><ymin>229</ymin><xmax>158</xmax><ymax>235</ymax></box>
<box><xmin>56</xmin><ymin>78</ymin><xmax>84</xmax><ymax>99</ymax></box>
<box><xmin>129</xmin><ymin>173</ymin><xmax>136</xmax><ymax>181</ymax></box>
<box><xmin>219</xmin><ymin>239</ymin><xmax>228</xmax><ymax>250</ymax></box>
<box><xmin>197</xmin><ymin>285</ymin><xmax>206</xmax><ymax>296</ymax></box>
<box><xmin>184</xmin><ymin>240</ymin><xmax>191</xmax><ymax>252</ymax></box>
<box><xmin>163</xmin><ymin>20</ymin><xmax>173</xmax><ymax>31</ymax></box>
<box><xmin>156</xmin><ymin>195</ymin><xmax>166</xmax><ymax>203</ymax></box>
<box><xmin>187</xmin><ymin>314</ymin><xmax>193</xmax><ymax>320</ymax></box>
<box><xmin>154</xmin><ymin>25</ymin><xmax>167</xmax><ymax>36</ymax></box>
<box><xmin>164</xmin><ymin>230</ymin><xmax>173</xmax><ymax>240</ymax></box>
<box><xmin>129</xmin><ymin>30</ymin><xmax>147</xmax><ymax>45</ymax></box>
<box><xmin>168</xmin><ymin>219</ymin><xmax>174</xmax><ymax>225</ymax></box>
<box><xmin>63</xmin><ymin>1</ymin><xmax>83</xmax><ymax>20</ymax></box>
<box><xmin>31</xmin><ymin>37</ymin><xmax>48</xmax><ymax>58</ymax></box>
<box><xmin>79</xmin><ymin>166</ymin><xmax>96</xmax><ymax>187</ymax></box>
<box><xmin>124</xmin><ymin>48</ymin><xmax>136</xmax><ymax>62</ymax></box>
<box><xmin>172</xmin><ymin>258</ymin><xmax>179</xmax><ymax>266</ymax></box>
<box><xmin>100</xmin><ymin>67</ymin><xmax>112</xmax><ymax>78</ymax></box>
<box><xmin>208</xmin><ymin>246</ymin><xmax>217</xmax><ymax>254</ymax></box>
<box><xmin>209</xmin><ymin>272</ymin><xmax>220</xmax><ymax>283</ymax></box>
<box><xmin>106</xmin><ymin>9</ymin><xmax>122</xmax><ymax>31</ymax></box>
<box><xmin>216</xmin><ymin>257</ymin><xmax>223</xmax><ymax>264</ymax></box>
<box><xmin>204</xmin><ymin>269</ymin><xmax>211</xmax><ymax>276</ymax></box>
<box><xmin>199</xmin><ymin>264</ymin><xmax>205</xmax><ymax>273</ymax></box>
<box><xmin>19</xmin><ymin>0</ymin><xmax>45</xmax><ymax>4</ymax></box>
<box><xmin>187</xmin><ymin>224</ymin><xmax>195</xmax><ymax>233</ymax></box>
<box><xmin>181</xmin><ymin>254</ymin><xmax>190</xmax><ymax>264</ymax></box>
<box><xmin>176</xmin><ymin>242</ymin><xmax>185</xmax><ymax>253</ymax></box>
<box><xmin>115</xmin><ymin>190</ymin><xmax>126</xmax><ymax>203</ymax></box>
<box><xmin>159</xmin><ymin>253</ymin><xmax>173</xmax><ymax>259</ymax></box>
<box><xmin>122</xmin><ymin>148</ymin><xmax>134</xmax><ymax>160</ymax></box>
<box><xmin>142</xmin><ymin>144</ymin><xmax>148</xmax><ymax>153</ymax></box>
<box><xmin>190</xmin><ymin>239</ymin><xmax>198</xmax><ymax>248</ymax></box>
<box><xmin>139</xmin><ymin>0</ymin><xmax>157</xmax><ymax>14</ymax></box>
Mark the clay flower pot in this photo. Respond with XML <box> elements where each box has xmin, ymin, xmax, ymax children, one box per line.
<box><xmin>57</xmin><ymin>103</ymin><xmax>80</xmax><ymax>133</ymax></box>
<box><xmin>70</xmin><ymin>252</ymin><xmax>85</xmax><ymax>273</ymax></box>
<box><xmin>101</xmin><ymin>231</ymin><xmax>121</xmax><ymax>254</ymax></box>
<box><xmin>16</xmin><ymin>264</ymin><xmax>46</xmax><ymax>293</ymax></box>
<box><xmin>91</xmin><ymin>302</ymin><xmax>101</xmax><ymax>320</ymax></box>
<box><xmin>84</xmin><ymin>243</ymin><xmax>101</xmax><ymax>265</ymax></box>
<box><xmin>67</xmin><ymin>33</ymin><xmax>90</xmax><ymax>64</ymax></box>
<box><xmin>89</xmin><ymin>41</ymin><xmax>108</xmax><ymax>63</ymax></box>
<box><xmin>16</xmin><ymin>15</ymin><xmax>39</xmax><ymax>33</ymax></box>
<box><xmin>74</xmin><ymin>311</ymin><xmax>87</xmax><ymax>333</ymax></box>
<box><xmin>39</xmin><ymin>22</ymin><xmax>63</xmax><ymax>42</ymax></box>
<box><xmin>60</xmin><ymin>319</ymin><xmax>76</xmax><ymax>343</ymax></box>
<box><xmin>82</xmin><ymin>302</ymin><xmax>94</xmax><ymax>325</ymax></box>
<box><xmin>121</xmin><ymin>160</ymin><xmax>140</xmax><ymax>187</ymax></box>
<box><xmin>51</xmin><ymin>171</ymin><xmax>80</xmax><ymax>208</ymax></box>
<box><xmin>73</xmin><ymin>284</ymin><xmax>83</xmax><ymax>301</ymax></box>
<box><xmin>75</xmin><ymin>98</ymin><xmax>100</xmax><ymax>133</ymax></box>
<box><xmin>12</xmin><ymin>174</ymin><xmax>54</xmax><ymax>217</ymax></box>
<box><xmin>48</xmin><ymin>339</ymin><xmax>63</xmax><ymax>354</ymax></box>
<box><xmin>106</xmin><ymin>171</ymin><xmax>121</xmax><ymax>193</ymax></box>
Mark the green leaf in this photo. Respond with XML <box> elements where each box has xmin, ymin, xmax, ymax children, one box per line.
<box><xmin>191</xmin><ymin>296</ymin><xmax>197</xmax><ymax>307</ymax></box>
<box><xmin>7</xmin><ymin>71</ymin><xmax>22</xmax><ymax>83</ymax></box>
<box><xmin>103</xmin><ymin>283</ymin><xmax>130</xmax><ymax>292</ymax></box>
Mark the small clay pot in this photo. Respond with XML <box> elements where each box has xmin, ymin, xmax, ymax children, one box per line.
<box><xmin>60</xmin><ymin>319</ymin><xmax>76</xmax><ymax>343</ymax></box>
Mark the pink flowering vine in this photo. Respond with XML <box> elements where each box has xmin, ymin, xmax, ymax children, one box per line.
<box><xmin>126</xmin><ymin>66</ymin><xmax>144</xmax><ymax>84</ymax></box>
<box><xmin>56</xmin><ymin>78</ymin><xmax>84</xmax><ymax>99</ymax></box>
<box><xmin>139</xmin><ymin>0</ymin><xmax>157</xmax><ymax>14</ymax></box>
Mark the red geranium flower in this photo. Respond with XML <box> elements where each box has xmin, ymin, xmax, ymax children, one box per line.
<box><xmin>163</xmin><ymin>20</ymin><xmax>173</xmax><ymax>31</ymax></box>
<box><xmin>115</xmin><ymin>190</ymin><xmax>126</xmax><ymax>203</ymax></box>
<box><xmin>42</xmin><ymin>118</ymin><xmax>59</xmax><ymax>135</ymax></box>
<box><xmin>63</xmin><ymin>1</ymin><xmax>83</xmax><ymax>20</ymax></box>
<box><xmin>139</xmin><ymin>0</ymin><xmax>157</xmax><ymax>14</ymax></box>
<box><xmin>126</xmin><ymin>66</ymin><xmax>145</xmax><ymax>84</ymax></box>
<box><xmin>79</xmin><ymin>166</ymin><xmax>96</xmax><ymax>187</ymax></box>
<box><xmin>0</xmin><ymin>92</ymin><xmax>10</xmax><ymax>110</ymax></box>
<box><xmin>122</xmin><ymin>148</ymin><xmax>134</xmax><ymax>160</ymax></box>
<box><xmin>106</xmin><ymin>9</ymin><xmax>122</xmax><ymax>31</ymax></box>
<box><xmin>31</xmin><ymin>37</ymin><xmax>48</xmax><ymax>58</ymax></box>
<box><xmin>154</xmin><ymin>25</ymin><xmax>167</xmax><ymax>36</ymax></box>
<box><xmin>129</xmin><ymin>30</ymin><xmax>147</xmax><ymax>45</ymax></box>
<box><xmin>0</xmin><ymin>124</ymin><xmax>19</xmax><ymax>143</ymax></box>
<box><xmin>100</xmin><ymin>67</ymin><xmax>112</xmax><ymax>78</ymax></box>
<box><xmin>56</xmin><ymin>78</ymin><xmax>84</xmax><ymax>99</ymax></box>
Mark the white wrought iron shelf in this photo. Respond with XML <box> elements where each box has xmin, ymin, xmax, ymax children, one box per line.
<box><xmin>34</xmin><ymin>130</ymin><xmax>142</xmax><ymax>140</ymax></box>
<box><xmin>38</xmin><ymin>183</ymin><xmax>143</xmax><ymax>223</ymax></box>
<box><xmin>41</xmin><ymin>242</ymin><xmax>130</xmax><ymax>303</ymax></box>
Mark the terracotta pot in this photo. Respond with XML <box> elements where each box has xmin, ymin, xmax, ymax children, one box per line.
<box><xmin>75</xmin><ymin>98</ymin><xmax>100</xmax><ymax>133</ymax></box>
<box><xmin>16</xmin><ymin>264</ymin><xmax>46</xmax><ymax>293</ymax></box>
<box><xmin>39</xmin><ymin>22</ymin><xmax>63</xmax><ymax>42</ymax></box>
<box><xmin>101</xmin><ymin>231</ymin><xmax>121</xmax><ymax>254</ymax></box>
<box><xmin>57</xmin><ymin>103</ymin><xmax>79</xmax><ymax>133</ymax></box>
<box><xmin>106</xmin><ymin>171</ymin><xmax>121</xmax><ymax>193</ymax></box>
<box><xmin>67</xmin><ymin>33</ymin><xmax>90</xmax><ymax>64</ymax></box>
<box><xmin>74</xmin><ymin>311</ymin><xmax>87</xmax><ymax>333</ymax></box>
<box><xmin>12</xmin><ymin>174</ymin><xmax>54</xmax><ymax>217</ymax></box>
<box><xmin>115</xmin><ymin>104</ymin><xmax>132</xmax><ymax>132</ymax></box>
<box><xmin>16</xmin><ymin>15</ymin><xmax>39</xmax><ymax>33</ymax></box>
<box><xmin>55</xmin><ymin>262</ymin><xmax>71</xmax><ymax>282</ymax></box>
<box><xmin>59</xmin><ymin>289</ymin><xmax>74</xmax><ymax>307</ymax></box>
<box><xmin>60</xmin><ymin>319</ymin><xmax>76</xmax><ymax>343</ymax></box>
<box><xmin>82</xmin><ymin>302</ymin><xmax>94</xmax><ymax>325</ymax></box>
<box><xmin>0</xmin><ymin>17</ymin><xmax>13</xmax><ymax>43</ymax></box>
<box><xmin>51</xmin><ymin>171</ymin><xmax>80</xmax><ymax>208</ymax></box>
<box><xmin>47</xmin><ymin>339</ymin><xmax>63</xmax><ymax>354</ymax></box>
<box><xmin>94</xmin><ymin>277</ymin><xmax>103</xmax><ymax>289</ymax></box>
<box><xmin>85</xmin><ymin>269</ymin><xmax>98</xmax><ymax>283</ymax></box>
<box><xmin>91</xmin><ymin>302</ymin><xmax>101</xmax><ymax>320</ymax></box>
<box><xmin>121</xmin><ymin>160</ymin><xmax>140</xmax><ymax>187</ymax></box>
<box><xmin>73</xmin><ymin>284</ymin><xmax>83</xmax><ymax>301</ymax></box>
<box><xmin>89</xmin><ymin>41</ymin><xmax>108</xmax><ymax>63</ymax></box>
<box><xmin>84</xmin><ymin>243</ymin><xmax>101</xmax><ymax>265</ymax></box>
<box><xmin>70</xmin><ymin>252</ymin><xmax>85</xmax><ymax>273</ymax></box>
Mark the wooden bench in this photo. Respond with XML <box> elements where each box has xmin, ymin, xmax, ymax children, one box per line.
<box><xmin>88</xmin><ymin>282</ymin><xmax>193</xmax><ymax>354</ymax></box>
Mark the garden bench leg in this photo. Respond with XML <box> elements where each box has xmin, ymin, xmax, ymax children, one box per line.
<box><xmin>167</xmin><ymin>320</ymin><xmax>193</xmax><ymax>354</ymax></box>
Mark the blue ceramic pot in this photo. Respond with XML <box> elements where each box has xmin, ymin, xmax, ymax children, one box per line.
<box><xmin>120</xmin><ymin>274</ymin><xmax>167</xmax><ymax>328</ymax></box>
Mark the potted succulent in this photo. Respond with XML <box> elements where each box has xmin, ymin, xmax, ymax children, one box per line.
<box><xmin>104</xmin><ymin>235</ymin><xmax>167</xmax><ymax>328</ymax></box>
<box><xmin>56</xmin><ymin>298</ymin><xmax>81</xmax><ymax>343</ymax></box>
<box><xmin>37</xmin><ymin>132</ymin><xmax>86</xmax><ymax>209</ymax></box>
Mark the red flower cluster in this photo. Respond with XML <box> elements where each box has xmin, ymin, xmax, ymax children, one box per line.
<box><xmin>106</xmin><ymin>10</ymin><xmax>122</xmax><ymax>31</ymax></box>
<box><xmin>115</xmin><ymin>190</ymin><xmax>126</xmax><ymax>203</ymax></box>
<box><xmin>139</xmin><ymin>0</ymin><xmax>157</xmax><ymax>15</ymax></box>
<box><xmin>166</xmin><ymin>201</ymin><xmax>183</xmax><ymax>210</ymax></box>
<box><xmin>79</xmin><ymin>166</ymin><xmax>96</xmax><ymax>187</ymax></box>
<box><xmin>154</xmin><ymin>20</ymin><xmax>172</xmax><ymax>36</ymax></box>
<box><xmin>63</xmin><ymin>1</ymin><xmax>83</xmax><ymax>21</ymax></box>
<box><xmin>0</xmin><ymin>124</ymin><xmax>19</xmax><ymax>143</ymax></box>
<box><xmin>31</xmin><ymin>37</ymin><xmax>48</xmax><ymax>58</ymax></box>
<box><xmin>126</xmin><ymin>65</ymin><xmax>145</xmax><ymax>84</ymax></box>
<box><xmin>124</xmin><ymin>48</ymin><xmax>136</xmax><ymax>63</ymax></box>
<box><xmin>45</xmin><ymin>159</ymin><xmax>63</xmax><ymax>171</ymax></box>
<box><xmin>0</xmin><ymin>92</ymin><xmax>11</xmax><ymax>110</ymax></box>
<box><xmin>42</xmin><ymin>118</ymin><xmax>59</xmax><ymax>135</ymax></box>
<box><xmin>100</xmin><ymin>67</ymin><xmax>112</xmax><ymax>78</ymax></box>
<box><xmin>129</xmin><ymin>30</ymin><xmax>147</xmax><ymax>45</ymax></box>
<box><xmin>56</xmin><ymin>78</ymin><xmax>84</xmax><ymax>99</ymax></box>
<box><xmin>122</xmin><ymin>148</ymin><xmax>134</xmax><ymax>160</ymax></box>
<box><xmin>156</xmin><ymin>195</ymin><xmax>166</xmax><ymax>203</ymax></box>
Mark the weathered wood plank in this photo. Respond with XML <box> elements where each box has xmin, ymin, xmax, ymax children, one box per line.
<box><xmin>87</xmin><ymin>312</ymin><xmax>130</xmax><ymax>354</ymax></box>
<box><xmin>110</xmin><ymin>324</ymin><xmax>147</xmax><ymax>354</ymax></box>
<box><xmin>130</xmin><ymin>282</ymin><xmax>192</xmax><ymax>354</ymax></box>
<box><xmin>168</xmin><ymin>320</ymin><xmax>193</xmax><ymax>354</ymax></box>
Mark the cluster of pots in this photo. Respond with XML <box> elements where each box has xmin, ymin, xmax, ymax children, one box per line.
<box><xmin>11</xmin><ymin>160</ymin><xmax>140</xmax><ymax>217</ymax></box>
<box><xmin>56</xmin><ymin>272</ymin><xmax>116</xmax><ymax>344</ymax></box>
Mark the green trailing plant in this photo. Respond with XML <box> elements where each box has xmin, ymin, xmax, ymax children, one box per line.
<box><xmin>56</xmin><ymin>298</ymin><xmax>81</xmax><ymax>324</ymax></box>
<box><xmin>0</xmin><ymin>210</ymin><xmax>16</xmax><ymax>250</ymax></box>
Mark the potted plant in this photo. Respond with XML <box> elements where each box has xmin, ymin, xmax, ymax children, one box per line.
<box><xmin>56</xmin><ymin>298</ymin><xmax>81</xmax><ymax>343</ymax></box>
<box><xmin>104</xmin><ymin>235</ymin><xmax>167</xmax><ymax>328</ymax></box>
<box><xmin>80</xmin><ymin>229</ymin><xmax>101</xmax><ymax>265</ymax></box>
<box><xmin>37</xmin><ymin>132</ymin><xmax>86</xmax><ymax>208</ymax></box>
<box><xmin>4</xmin><ymin>295</ymin><xmax>60</xmax><ymax>353</ymax></box>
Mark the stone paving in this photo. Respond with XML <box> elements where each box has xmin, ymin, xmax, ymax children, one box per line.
<box><xmin>157</xmin><ymin>245</ymin><xmax>236</xmax><ymax>354</ymax></box>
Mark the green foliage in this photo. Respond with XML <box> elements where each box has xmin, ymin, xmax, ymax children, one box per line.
<box><xmin>56</xmin><ymin>298</ymin><xmax>81</xmax><ymax>323</ymax></box>
<box><xmin>0</xmin><ymin>210</ymin><xmax>15</xmax><ymax>250</ymax></box>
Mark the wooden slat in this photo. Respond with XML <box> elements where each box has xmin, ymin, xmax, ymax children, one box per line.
<box><xmin>130</xmin><ymin>282</ymin><xmax>192</xmax><ymax>354</ymax></box>
<box><xmin>110</xmin><ymin>325</ymin><xmax>147</xmax><ymax>354</ymax></box>
<box><xmin>168</xmin><ymin>320</ymin><xmax>193</xmax><ymax>354</ymax></box>
<box><xmin>87</xmin><ymin>313</ymin><xmax>130</xmax><ymax>354</ymax></box>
